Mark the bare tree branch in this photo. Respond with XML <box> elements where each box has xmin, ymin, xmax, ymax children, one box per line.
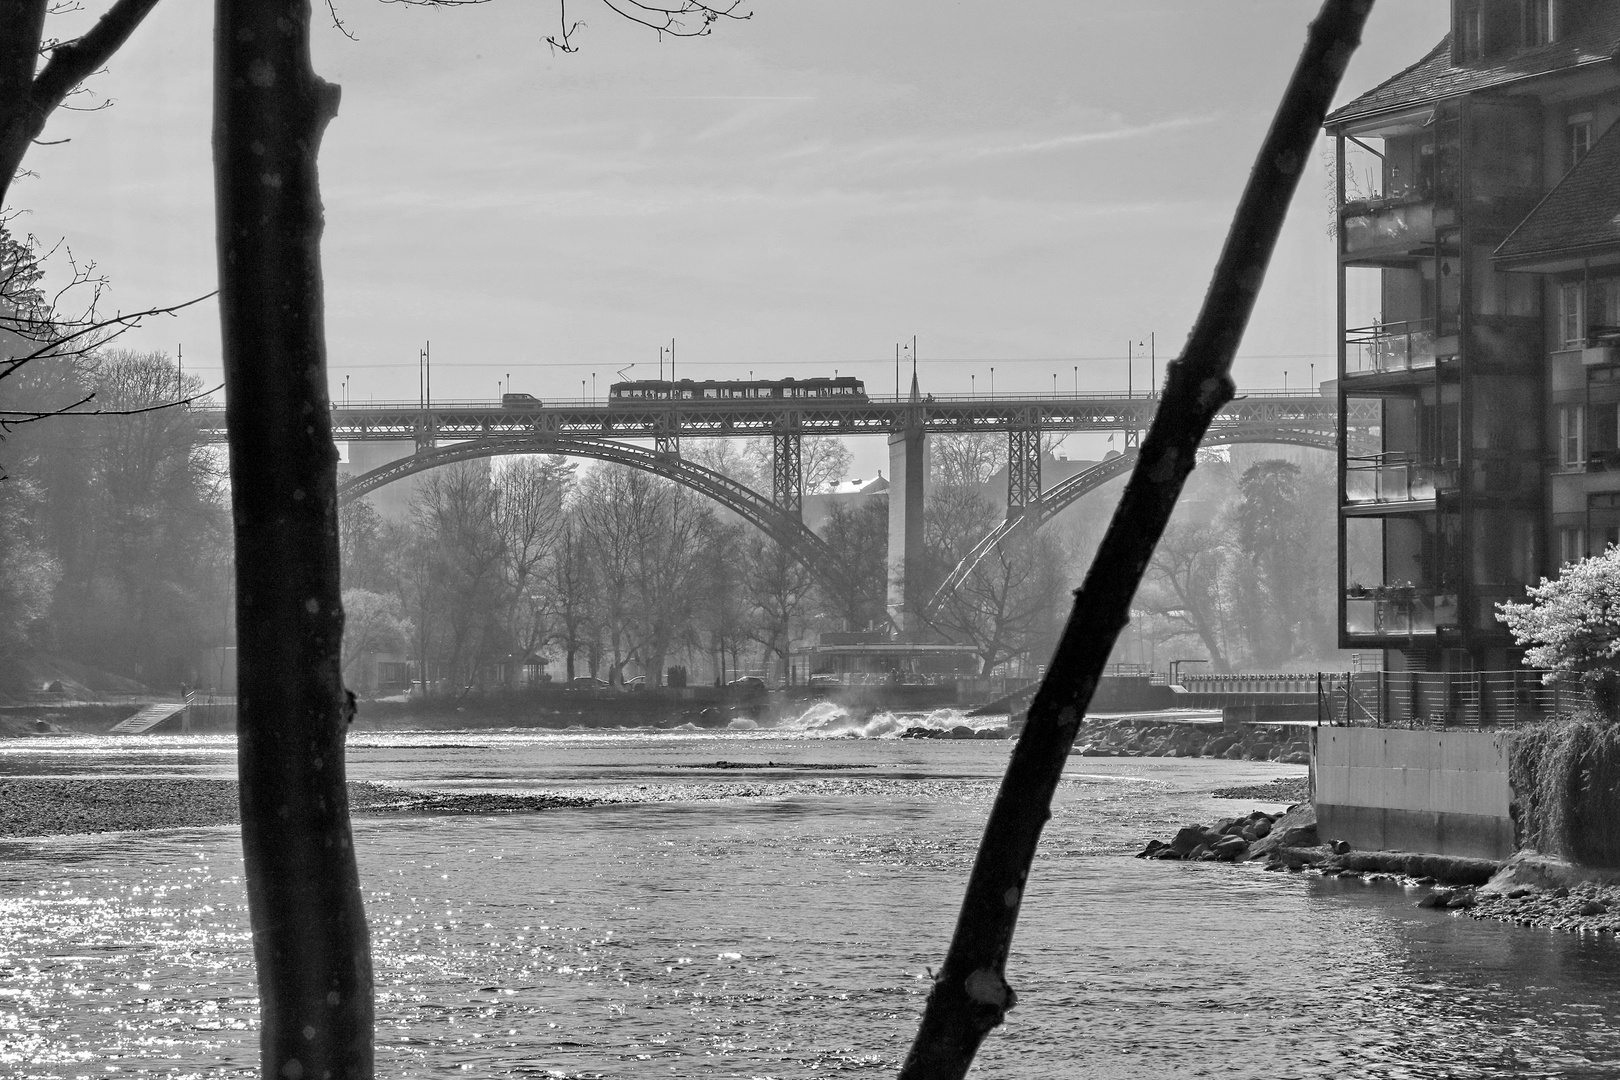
<box><xmin>0</xmin><ymin>380</ymin><xmax>222</xmax><ymax>427</ymax></box>
<box><xmin>899</xmin><ymin>3</ymin><xmax>1373</xmax><ymax>1076</ymax></box>
<box><xmin>544</xmin><ymin>0</ymin><xmax>748</xmax><ymax>53</ymax></box>
<box><xmin>0</xmin><ymin>0</ymin><xmax>163</xmax><ymax>207</ymax></box>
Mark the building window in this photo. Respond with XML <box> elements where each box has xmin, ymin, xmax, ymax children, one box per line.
<box><xmin>1568</xmin><ymin>113</ymin><xmax>1592</xmax><ymax>170</ymax></box>
<box><xmin>1458</xmin><ymin>1</ymin><xmax>1486</xmax><ymax>60</ymax></box>
<box><xmin>1561</xmin><ymin>281</ymin><xmax>1585</xmax><ymax>346</ymax></box>
<box><xmin>1596</xmin><ymin>277</ymin><xmax>1620</xmax><ymax>336</ymax></box>
<box><xmin>1560</xmin><ymin>527</ymin><xmax>1586</xmax><ymax>565</ymax></box>
<box><xmin>1524</xmin><ymin>0</ymin><xmax>1557</xmax><ymax>45</ymax></box>
<box><xmin>1561</xmin><ymin>405</ymin><xmax>1585</xmax><ymax>467</ymax></box>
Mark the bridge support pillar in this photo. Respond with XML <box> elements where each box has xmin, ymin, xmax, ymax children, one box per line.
<box><xmin>771</xmin><ymin>432</ymin><xmax>802</xmax><ymax>516</ymax></box>
<box><xmin>655</xmin><ymin>433</ymin><xmax>680</xmax><ymax>458</ymax></box>
<box><xmin>343</xmin><ymin>439</ymin><xmax>421</xmax><ymax>522</ymax></box>
<box><xmin>887</xmin><ymin>425</ymin><xmax>928</xmax><ymax>633</ymax></box>
<box><xmin>1007</xmin><ymin>427</ymin><xmax>1042</xmax><ymax>521</ymax></box>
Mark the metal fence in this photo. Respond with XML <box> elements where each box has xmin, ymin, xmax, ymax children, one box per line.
<box><xmin>1323</xmin><ymin>670</ymin><xmax>1590</xmax><ymax>729</ymax></box>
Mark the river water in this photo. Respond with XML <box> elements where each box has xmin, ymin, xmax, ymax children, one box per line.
<box><xmin>3</xmin><ymin>710</ymin><xmax>1619</xmax><ymax>1078</ymax></box>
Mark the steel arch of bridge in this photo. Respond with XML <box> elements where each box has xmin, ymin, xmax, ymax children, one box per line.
<box><xmin>922</xmin><ymin>428</ymin><xmax>1338</xmax><ymax>619</ymax></box>
<box><xmin>337</xmin><ymin>435</ymin><xmax>850</xmax><ymax>594</ymax></box>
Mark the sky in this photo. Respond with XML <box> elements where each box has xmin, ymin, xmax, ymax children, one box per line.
<box><xmin>12</xmin><ymin>0</ymin><xmax>1450</xmax><ymax>478</ymax></box>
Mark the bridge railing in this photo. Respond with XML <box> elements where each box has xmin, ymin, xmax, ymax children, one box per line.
<box><xmin>1176</xmin><ymin>672</ymin><xmax>1322</xmax><ymax>697</ymax></box>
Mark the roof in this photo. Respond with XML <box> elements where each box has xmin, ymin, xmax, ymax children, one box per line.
<box><xmin>1326</xmin><ymin>11</ymin><xmax>1620</xmax><ymax>127</ymax></box>
<box><xmin>1496</xmin><ymin>117</ymin><xmax>1620</xmax><ymax>265</ymax></box>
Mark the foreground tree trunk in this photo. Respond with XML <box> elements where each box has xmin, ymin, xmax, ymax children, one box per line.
<box><xmin>213</xmin><ymin>2</ymin><xmax>373</xmax><ymax>1077</ymax></box>
<box><xmin>899</xmin><ymin>3</ymin><xmax>1372</xmax><ymax>1077</ymax></box>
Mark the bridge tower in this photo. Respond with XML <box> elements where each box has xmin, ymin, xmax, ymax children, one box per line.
<box><xmin>1006</xmin><ymin>418</ymin><xmax>1042</xmax><ymax>522</ymax></box>
<box><xmin>771</xmin><ymin>430</ymin><xmax>802</xmax><ymax>516</ymax></box>
<box><xmin>887</xmin><ymin>373</ymin><xmax>928</xmax><ymax>632</ymax></box>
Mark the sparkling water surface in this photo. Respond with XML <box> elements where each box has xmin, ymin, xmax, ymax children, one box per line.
<box><xmin>3</xmin><ymin>715</ymin><xmax>1619</xmax><ymax>1078</ymax></box>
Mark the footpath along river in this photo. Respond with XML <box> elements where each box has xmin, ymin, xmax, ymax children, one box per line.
<box><xmin>2</xmin><ymin>716</ymin><xmax>1619</xmax><ymax>1078</ymax></box>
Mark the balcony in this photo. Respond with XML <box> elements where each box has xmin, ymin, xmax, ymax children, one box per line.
<box><xmin>1345</xmin><ymin>320</ymin><xmax>1436</xmax><ymax>377</ymax></box>
<box><xmin>1344</xmin><ymin>588</ymin><xmax>1458</xmax><ymax>637</ymax></box>
<box><xmin>1341</xmin><ymin>196</ymin><xmax>1434</xmax><ymax>259</ymax></box>
<box><xmin>1344</xmin><ymin>453</ymin><xmax>1455</xmax><ymax>507</ymax></box>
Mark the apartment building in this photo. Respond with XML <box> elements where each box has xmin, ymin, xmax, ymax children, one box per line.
<box><xmin>1328</xmin><ymin>0</ymin><xmax>1620</xmax><ymax>672</ymax></box>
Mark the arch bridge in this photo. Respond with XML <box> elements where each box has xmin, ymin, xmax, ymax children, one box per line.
<box><xmin>921</xmin><ymin>428</ymin><xmax>1339</xmax><ymax>621</ymax></box>
<box><xmin>305</xmin><ymin>388</ymin><xmax>1351</xmax><ymax>623</ymax></box>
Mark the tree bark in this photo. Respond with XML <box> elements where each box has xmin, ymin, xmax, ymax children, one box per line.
<box><xmin>213</xmin><ymin>2</ymin><xmax>372</xmax><ymax>1077</ymax></box>
<box><xmin>898</xmin><ymin>3</ymin><xmax>1371</xmax><ymax>1077</ymax></box>
<box><xmin>0</xmin><ymin>0</ymin><xmax>163</xmax><ymax>208</ymax></box>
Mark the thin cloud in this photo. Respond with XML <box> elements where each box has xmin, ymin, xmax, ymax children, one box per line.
<box><xmin>967</xmin><ymin>114</ymin><xmax>1218</xmax><ymax>158</ymax></box>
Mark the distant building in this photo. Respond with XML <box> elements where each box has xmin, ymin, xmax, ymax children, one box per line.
<box><xmin>802</xmin><ymin>471</ymin><xmax>888</xmax><ymax>532</ymax></box>
<box><xmin>1327</xmin><ymin>1</ymin><xmax>1620</xmax><ymax>671</ymax></box>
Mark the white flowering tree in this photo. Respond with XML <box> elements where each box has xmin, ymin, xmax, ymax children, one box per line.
<box><xmin>1498</xmin><ymin>548</ymin><xmax>1620</xmax><ymax>719</ymax></box>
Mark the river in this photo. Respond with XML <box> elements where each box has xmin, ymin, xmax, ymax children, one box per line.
<box><xmin>2</xmin><ymin>713</ymin><xmax>1619</xmax><ymax>1078</ymax></box>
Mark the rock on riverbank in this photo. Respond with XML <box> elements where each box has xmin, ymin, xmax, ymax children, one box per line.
<box><xmin>1079</xmin><ymin>716</ymin><xmax>1310</xmax><ymax>763</ymax></box>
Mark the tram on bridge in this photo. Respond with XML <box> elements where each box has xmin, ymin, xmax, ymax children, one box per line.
<box><xmin>608</xmin><ymin>376</ymin><xmax>867</xmax><ymax>403</ymax></box>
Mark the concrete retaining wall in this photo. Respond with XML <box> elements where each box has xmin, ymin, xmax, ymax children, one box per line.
<box><xmin>1312</xmin><ymin>727</ymin><xmax>1516</xmax><ymax>861</ymax></box>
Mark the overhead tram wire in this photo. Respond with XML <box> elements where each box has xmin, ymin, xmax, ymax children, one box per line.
<box><xmin>325</xmin><ymin>352</ymin><xmax>1331</xmax><ymax>371</ymax></box>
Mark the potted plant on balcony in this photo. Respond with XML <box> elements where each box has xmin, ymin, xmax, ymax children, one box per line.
<box><xmin>1392</xmin><ymin>583</ymin><xmax>1417</xmax><ymax>603</ymax></box>
<box><xmin>1347</xmin><ymin>582</ymin><xmax>1368</xmax><ymax>599</ymax></box>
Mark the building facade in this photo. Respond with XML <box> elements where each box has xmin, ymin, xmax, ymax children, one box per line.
<box><xmin>1329</xmin><ymin>0</ymin><xmax>1620</xmax><ymax>672</ymax></box>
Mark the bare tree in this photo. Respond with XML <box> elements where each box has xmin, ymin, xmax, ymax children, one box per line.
<box><xmin>339</xmin><ymin>587</ymin><xmax>408</xmax><ymax>685</ymax></box>
<box><xmin>1138</xmin><ymin>516</ymin><xmax>1239</xmax><ymax>672</ymax></box>
<box><xmin>931</xmin><ymin>432</ymin><xmax>1002</xmax><ymax>488</ymax></box>
<box><xmin>413</xmin><ymin>461</ymin><xmax>506</xmax><ymax>690</ymax></box>
<box><xmin>742</xmin><ymin>532</ymin><xmax>815</xmax><ymax>682</ymax></box>
<box><xmin>693</xmin><ymin>519</ymin><xmax>749</xmax><ymax>682</ymax></box>
<box><xmin>0</xmin><ymin>223</ymin><xmax>212</xmax><ymax>465</ymax></box>
<box><xmin>544</xmin><ymin>511</ymin><xmax>598</xmax><ymax>682</ymax></box>
<box><xmin>814</xmin><ymin>499</ymin><xmax>886</xmax><ymax>632</ymax></box>
<box><xmin>491</xmin><ymin>454</ymin><xmax>570</xmax><ymax>684</ymax></box>
<box><xmin>929</xmin><ymin>527</ymin><xmax>1067</xmax><ymax>675</ymax></box>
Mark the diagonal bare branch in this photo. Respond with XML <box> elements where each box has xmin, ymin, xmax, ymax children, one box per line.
<box><xmin>898</xmin><ymin>3</ymin><xmax>1375</xmax><ymax>1076</ymax></box>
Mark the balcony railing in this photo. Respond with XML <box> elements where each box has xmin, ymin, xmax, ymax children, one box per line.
<box><xmin>1341</xmin><ymin>196</ymin><xmax>1435</xmax><ymax>256</ymax></box>
<box><xmin>1345</xmin><ymin>319</ymin><xmax>1436</xmax><ymax>376</ymax></box>
<box><xmin>1343</xmin><ymin>589</ymin><xmax>1457</xmax><ymax>637</ymax></box>
<box><xmin>1344</xmin><ymin>453</ymin><xmax>1455</xmax><ymax>504</ymax></box>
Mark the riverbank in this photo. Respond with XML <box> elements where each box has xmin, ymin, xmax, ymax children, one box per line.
<box><xmin>0</xmin><ymin>778</ymin><xmax>604</xmax><ymax>839</ymax></box>
<box><xmin>1137</xmin><ymin>800</ymin><xmax>1620</xmax><ymax>936</ymax></box>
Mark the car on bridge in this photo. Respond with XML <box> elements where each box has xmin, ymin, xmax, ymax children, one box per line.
<box><xmin>502</xmin><ymin>392</ymin><xmax>543</xmax><ymax>409</ymax></box>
